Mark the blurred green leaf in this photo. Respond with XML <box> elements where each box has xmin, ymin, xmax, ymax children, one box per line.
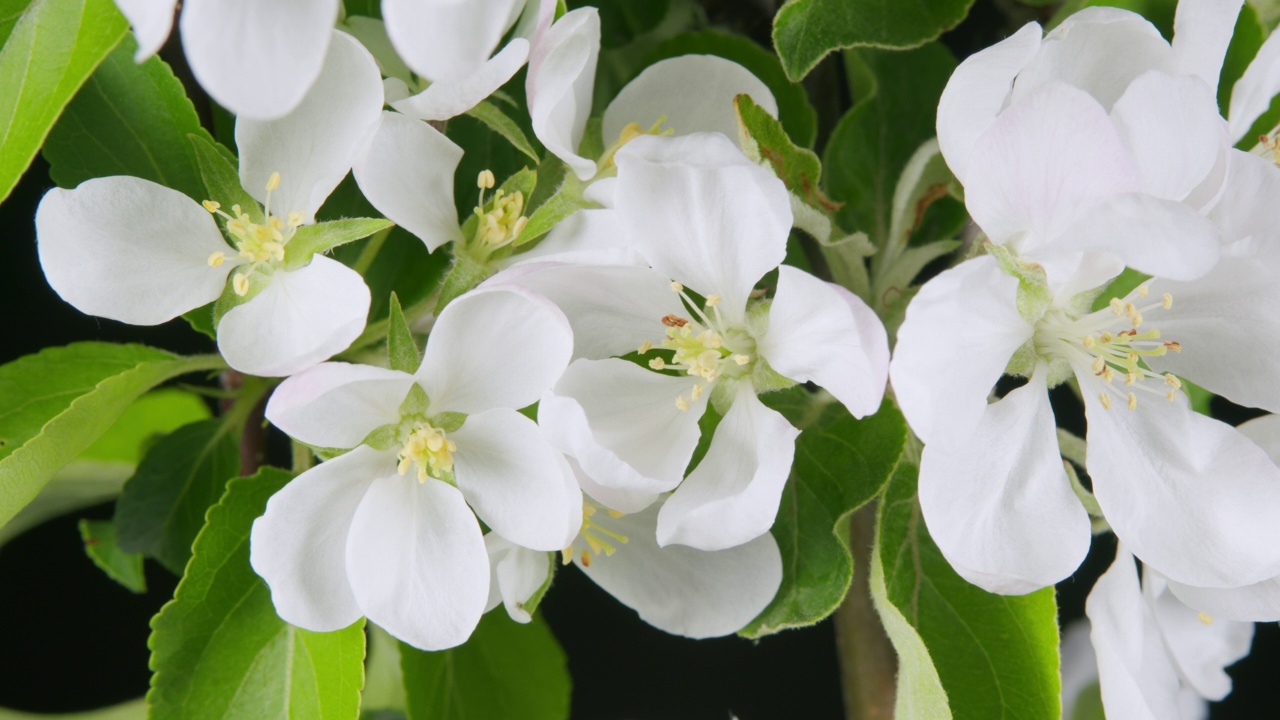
<box><xmin>79</xmin><ymin>518</ymin><xmax>147</xmax><ymax>593</ymax></box>
<box><xmin>0</xmin><ymin>699</ymin><xmax>146</xmax><ymax>720</ymax></box>
<box><xmin>283</xmin><ymin>218</ymin><xmax>395</xmax><ymax>270</ymax></box>
<box><xmin>466</xmin><ymin>100</ymin><xmax>541</xmax><ymax>163</ymax></box>
<box><xmin>0</xmin><ymin>0</ymin><xmax>34</xmax><ymax>52</ymax></box>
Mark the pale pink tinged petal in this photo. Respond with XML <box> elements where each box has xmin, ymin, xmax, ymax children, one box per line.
<box><xmin>1145</xmin><ymin>238</ymin><xmax>1280</xmax><ymax>414</ymax></box>
<box><xmin>1086</xmin><ymin>546</ymin><xmax>1183</xmax><ymax>720</ymax></box>
<box><xmin>416</xmin><ymin>285</ymin><xmax>572</xmax><ymax>414</ymax></box>
<box><xmin>1211</xmin><ymin>150</ymin><xmax>1280</xmax><ymax>242</ymax></box>
<box><xmin>1110</xmin><ymin>71</ymin><xmax>1229</xmax><ymax>202</ymax></box>
<box><xmin>265</xmin><ymin>362</ymin><xmax>415</xmax><ymax>449</ymax></box>
<box><xmin>757</xmin><ymin>266</ymin><xmax>888</xmax><ymax>418</ymax></box>
<box><xmin>602</xmin><ymin>55</ymin><xmax>778</xmax><ymax>147</ymax></box>
<box><xmin>353</xmin><ymin>111</ymin><xmax>464</xmax><ymax>252</ymax></box>
<box><xmin>615</xmin><ymin>133</ymin><xmax>791</xmax><ymax>321</ymax></box>
<box><xmin>1053</xmin><ymin>193</ymin><xmax>1221</xmax><ymax>282</ymax></box>
<box><xmin>528</xmin><ymin>8</ymin><xmax>600</xmax><ymax>180</ymax></box>
<box><xmin>1167</xmin><ymin>574</ymin><xmax>1280</xmax><ymax>622</ymax></box>
<box><xmin>538</xmin><ymin>359</ymin><xmax>705</xmax><ymax>494</ymax></box>
<box><xmin>500</xmin><ymin>209</ymin><xmax>646</xmax><ymax>269</ymax></box>
<box><xmin>1083</xmin><ymin>380</ymin><xmax>1280</xmax><ymax>588</ymax></box>
<box><xmin>484</xmin><ymin>533</ymin><xmax>551</xmax><ymax>623</ymax></box>
<box><xmin>1228</xmin><ymin>29</ymin><xmax>1280</xmax><ymax>142</ymax></box>
<box><xmin>35</xmin><ymin>177</ymin><xmax>232</xmax><ymax>326</ymax></box>
<box><xmin>572</xmin><ymin>457</ymin><xmax>659</xmax><ymax>514</ymax></box>
<box><xmin>936</xmin><ymin>22</ymin><xmax>1042</xmax><ymax>182</ymax></box>
<box><xmin>180</xmin><ymin>0</ymin><xmax>339</xmax><ymax>120</ymax></box>
<box><xmin>383</xmin><ymin>0</ymin><xmax>525</xmax><ymax>82</ymax></box>
<box><xmin>1172</xmin><ymin>0</ymin><xmax>1245</xmax><ymax>95</ymax></box>
<box><xmin>575</xmin><ymin>499</ymin><xmax>782</xmax><ymax>638</ymax></box>
<box><xmin>217</xmin><ymin>255</ymin><xmax>370</xmax><ymax>377</ymax></box>
<box><xmin>489</xmin><ymin>262</ymin><xmax>683</xmax><ymax>360</ymax></box>
<box><xmin>657</xmin><ymin>389</ymin><xmax>798</xmax><ymax>552</ymax></box>
<box><xmin>1145</xmin><ymin>570</ymin><xmax>1253</xmax><ymax>700</ymax></box>
<box><xmin>964</xmin><ymin>82</ymin><xmax>1140</xmax><ymax>249</ymax></box>
<box><xmin>1013</xmin><ymin>7</ymin><xmax>1177</xmax><ymax>110</ymax></box>
<box><xmin>237</xmin><ymin>31</ymin><xmax>384</xmax><ymax>222</ymax></box>
<box><xmin>391</xmin><ymin>39</ymin><xmax>531</xmax><ymax>122</ymax></box>
<box><xmin>888</xmin><ymin>256</ymin><xmax>1031</xmax><ymax>446</ymax></box>
<box><xmin>919</xmin><ymin>372</ymin><xmax>1090</xmax><ymax>595</ymax></box>
<box><xmin>249</xmin><ymin>445</ymin><xmax>393</xmax><ymax>631</ymax></box>
<box><xmin>114</xmin><ymin>0</ymin><xmax>177</xmax><ymax>61</ymax></box>
<box><xmin>453</xmin><ymin>408</ymin><xmax>582</xmax><ymax>551</ymax></box>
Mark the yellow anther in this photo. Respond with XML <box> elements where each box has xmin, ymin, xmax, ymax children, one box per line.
<box><xmin>1198</xmin><ymin>611</ymin><xmax>1214</xmax><ymax>626</ymax></box>
<box><xmin>675</xmin><ymin>395</ymin><xmax>690</xmax><ymax>411</ymax></box>
<box><xmin>691</xmin><ymin>384</ymin><xmax>703</xmax><ymax>400</ymax></box>
<box><xmin>1104</xmin><ymin>367</ymin><xmax>1116</xmax><ymax>383</ymax></box>
<box><xmin>1083</xmin><ymin>335</ymin><xmax>1096</xmax><ymax>350</ymax></box>
<box><xmin>1127</xmin><ymin>392</ymin><xmax>1138</xmax><ymax>411</ymax></box>
<box><xmin>1131</xmin><ymin>312</ymin><xmax>1143</xmax><ymax>328</ymax></box>
<box><xmin>1125</xmin><ymin>302</ymin><xmax>1137</xmax><ymax>318</ymax></box>
<box><xmin>1137</xmin><ymin>285</ymin><xmax>1149</xmax><ymax>296</ymax></box>
<box><xmin>705</xmin><ymin>294</ymin><xmax>721</xmax><ymax>307</ymax></box>
<box><xmin>202</xmin><ymin>200</ymin><xmax>221</xmax><ymax>213</ymax></box>
<box><xmin>1100</xmin><ymin>331</ymin><xmax>1114</xmax><ymax>343</ymax></box>
<box><xmin>511</xmin><ymin>216</ymin><xmax>528</xmax><ymax>238</ymax></box>
<box><xmin>1110</xmin><ymin>298</ymin><xmax>1125</xmax><ymax>315</ymax></box>
<box><xmin>1100</xmin><ymin>393</ymin><xmax>1112</xmax><ymax>410</ymax></box>
<box><xmin>637</xmin><ymin>340</ymin><xmax>652</xmax><ymax>354</ymax></box>
<box><xmin>207</xmin><ymin>251</ymin><xmax>226</xmax><ymax>268</ymax></box>
<box><xmin>1165</xmin><ymin>341</ymin><xmax>1182</xmax><ymax>353</ymax></box>
<box><xmin>287</xmin><ymin>211</ymin><xmax>304</xmax><ymax>227</ymax></box>
<box><xmin>265</xmin><ymin>172</ymin><xmax>281</xmax><ymax>191</ymax></box>
<box><xmin>670</xmin><ymin>281</ymin><xmax>683</xmax><ymax>293</ymax></box>
<box><xmin>1127</xmin><ymin>352</ymin><xmax>1139</xmax><ymax>363</ymax></box>
<box><xmin>477</xmin><ymin>169</ymin><xmax>495</xmax><ymax>189</ymax></box>
<box><xmin>1125</xmin><ymin>372</ymin><xmax>1137</xmax><ymax>387</ymax></box>
<box><xmin>608</xmin><ymin>509</ymin><xmax>625</xmax><ymax>518</ymax></box>
<box><xmin>1162</xmin><ymin>293</ymin><xmax>1173</xmax><ymax>309</ymax></box>
<box><xmin>1166</xmin><ymin>390</ymin><xmax>1177</xmax><ymax>401</ymax></box>
<box><xmin>1091</xmin><ymin>356</ymin><xmax>1106</xmax><ymax>374</ymax></box>
<box><xmin>580</xmin><ymin>550</ymin><xmax>591</xmax><ymax>567</ymax></box>
<box><xmin>648</xmin><ymin>357</ymin><xmax>666</xmax><ymax>370</ymax></box>
<box><xmin>733</xmin><ymin>354</ymin><xmax>751</xmax><ymax>366</ymax></box>
<box><xmin>233</xmin><ymin>273</ymin><xmax>250</xmax><ymax>296</ymax></box>
<box><xmin>1164</xmin><ymin>373</ymin><xmax>1182</xmax><ymax>389</ymax></box>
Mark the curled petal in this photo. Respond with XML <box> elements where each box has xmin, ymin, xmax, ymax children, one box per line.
<box><xmin>392</xmin><ymin>39</ymin><xmax>531</xmax><ymax>122</ymax></box>
<box><xmin>1172</xmin><ymin>0</ymin><xmax>1246</xmax><ymax>95</ymax></box>
<box><xmin>115</xmin><ymin>0</ymin><xmax>177</xmax><ymax>61</ymax></box>
<box><xmin>1228</xmin><ymin>27</ymin><xmax>1280</xmax><ymax>142</ymax></box>
<box><xmin>528</xmin><ymin>8</ymin><xmax>600</xmax><ymax>180</ymax></box>
<box><xmin>383</xmin><ymin>0</ymin><xmax>525</xmax><ymax>82</ymax></box>
<box><xmin>484</xmin><ymin>534</ymin><xmax>551</xmax><ymax>623</ymax></box>
<box><xmin>265</xmin><ymin>362</ymin><xmax>416</xmax><ymax>449</ymax></box>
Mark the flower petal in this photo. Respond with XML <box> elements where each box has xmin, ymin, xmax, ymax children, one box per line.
<box><xmin>575</xmin><ymin>499</ymin><xmax>782</xmax><ymax>638</ymax></box>
<box><xmin>249</xmin><ymin>445</ymin><xmax>391</xmax><ymax>631</ymax></box>
<box><xmin>383</xmin><ymin>0</ymin><xmax>524</xmax><ymax>82</ymax></box>
<box><xmin>889</xmin><ymin>256</ymin><xmax>1031</xmax><ymax>446</ymax></box>
<box><xmin>1145</xmin><ymin>569</ymin><xmax>1253</xmax><ymax>701</ymax></box>
<box><xmin>657</xmin><ymin>389</ymin><xmax>798</xmax><ymax>552</ymax></box>
<box><xmin>1227</xmin><ymin>28</ymin><xmax>1280</xmax><ymax>142</ymax></box>
<box><xmin>757</xmin><ymin>266</ymin><xmax>888</xmax><ymax>418</ymax></box>
<box><xmin>353</xmin><ymin>111</ymin><xmax>464</xmax><ymax>252</ymax></box>
<box><xmin>1083</xmin><ymin>378</ymin><xmax>1280</xmax><ymax>588</ymax></box>
<box><xmin>236</xmin><ymin>30</ymin><xmax>384</xmax><ymax>222</ymax></box>
<box><xmin>453</xmin><ymin>408</ymin><xmax>582</xmax><ymax>551</ymax></box>
<box><xmin>527</xmin><ymin>8</ymin><xmax>600</xmax><ymax>180</ymax></box>
<box><xmin>217</xmin><ymin>255</ymin><xmax>370</xmax><ymax>377</ymax></box>
<box><xmin>1166</xmin><ymin>574</ymin><xmax>1280</xmax><ymax>623</ymax></box>
<box><xmin>539</xmin><ymin>358</ymin><xmax>705</xmax><ymax>494</ymax></box>
<box><xmin>114</xmin><ymin>0</ymin><xmax>177</xmax><ymax>61</ymax></box>
<box><xmin>265</xmin><ymin>362</ymin><xmax>416</xmax><ymax>449</ymax></box>
<box><xmin>391</xmin><ymin>39</ymin><xmax>531</xmax><ymax>122</ymax></box>
<box><xmin>573</xmin><ymin>457</ymin><xmax>659</xmax><ymax>514</ymax></box>
<box><xmin>346</xmin><ymin>474</ymin><xmax>489</xmax><ymax>650</ymax></box>
<box><xmin>416</xmin><ymin>285</ymin><xmax>572</xmax><ymax>415</ymax></box>
<box><xmin>601</xmin><ymin>54</ymin><xmax>778</xmax><ymax>147</ymax></box>
<box><xmin>919</xmin><ymin>372</ymin><xmax>1091</xmax><ymax>595</ymax></box>
<box><xmin>936</xmin><ymin>22</ymin><xmax>1042</xmax><ymax>182</ymax></box>
<box><xmin>180</xmin><ymin>0</ymin><xmax>339</xmax><ymax>120</ymax></box>
<box><xmin>1172</xmin><ymin>0</ymin><xmax>1245</xmax><ymax>95</ymax></box>
<box><xmin>497</xmin><ymin>210</ymin><xmax>646</xmax><ymax>269</ymax></box>
<box><xmin>484</xmin><ymin>533</ymin><xmax>551</xmax><ymax>623</ymax></box>
<box><xmin>1211</xmin><ymin>149</ymin><xmax>1280</xmax><ymax>242</ymax></box>
<box><xmin>615</xmin><ymin>133</ymin><xmax>791</xmax><ymax>321</ymax></box>
<box><xmin>35</xmin><ymin>177</ymin><xmax>232</xmax><ymax>326</ymax></box>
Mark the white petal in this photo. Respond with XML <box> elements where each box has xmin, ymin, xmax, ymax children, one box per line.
<box><xmin>527</xmin><ymin>8</ymin><xmax>600</xmax><ymax>180</ymax></box>
<box><xmin>342</xmin><ymin>16</ymin><xmax>415</xmax><ymax>84</ymax></box>
<box><xmin>217</xmin><ymin>255</ymin><xmax>370</xmax><ymax>377</ymax></box>
<box><xmin>265</xmin><ymin>362</ymin><xmax>416</xmax><ymax>449</ymax></box>
<box><xmin>114</xmin><ymin>0</ymin><xmax>177</xmax><ymax>61</ymax></box>
<box><xmin>757</xmin><ymin>266</ymin><xmax>888</xmax><ymax>418</ymax></box>
<box><xmin>180</xmin><ymin>0</ymin><xmax>339</xmax><ymax>120</ymax></box>
<box><xmin>1110</xmin><ymin>71</ymin><xmax>1229</xmax><ymax>202</ymax></box>
<box><xmin>615</xmin><ymin>133</ymin><xmax>790</xmax><ymax>321</ymax></box>
<box><xmin>1166</xmin><ymin>574</ymin><xmax>1280</xmax><ymax>622</ymax></box>
<box><xmin>1211</xmin><ymin>149</ymin><xmax>1280</xmax><ymax>242</ymax></box>
<box><xmin>353</xmin><ymin>111</ymin><xmax>464</xmax><ymax>252</ymax></box>
<box><xmin>1238</xmin><ymin>413</ymin><xmax>1280</xmax><ymax>462</ymax></box>
<box><xmin>35</xmin><ymin>177</ymin><xmax>232</xmax><ymax>326</ymax></box>
<box><xmin>237</xmin><ymin>31</ymin><xmax>384</xmax><ymax>222</ymax></box>
<box><xmin>919</xmin><ymin>373</ymin><xmax>1091</xmax><ymax>595</ymax></box>
<box><xmin>574</xmin><ymin>499</ymin><xmax>782</xmax><ymax>638</ymax></box>
<box><xmin>453</xmin><ymin>408</ymin><xmax>582</xmax><ymax>551</ymax></box>
<box><xmin>657</xmin><ymin>389</ymin><xmax>798</xmax><ymax>552</ymax></box>
<box><xmin>572</xmin><ymin>457</ymin><xmax>659</xmax><ymax>514</ymax></box>
<box><xmin>1060</xmin><ymin>620</ymin><xmax>1101</xmax><ymax>720</ymax></box>
<box><xmin>499</xmin><ymin>209</ymin><xmax>646</xmax><ymax>269</ymax></box>
<box><xmin>1228</xmin><ymin>28</ymin><xmax>1280</xmax><ymax>142</ymax></box>
<box><xmin>1083</xmin><ymin>379</ymin><xmax>1280</xmax><ymax>588</ymax></box>
<box><xmin>539</xmin><ymin>359</ymin><xmax>705</xmax><ymax>494</ymax></box>
<box><xmin>417</xmin><ymin>285</ymin><xmax>572</xmax><ymax>414</ymax></box>
<box><xmin>383</xmin><ymin>0</ymin><xmax>524</xmax><ymax>82</ymax></box>
<box><xmin>1145</xmin><ymin>570</ymin><xmax>1253</xmax><ymax>700</ymax></box>
<box><xmin>249</xmin><ymin>445</ymin><xmax>391</xmax><ymax>632</ymax></box>
<box><xmin>602</xmin><ymin>54</ymin><xmax>778</xmax><ymax>147</ymax></box>
<box><xmin>484</xmin><ymin>534</ymin><xmax>551</xmax><ymax>623</ymax></box>
<box><xmin>346</xmin><ymin>474</ymin><xmax>489</xmax><ymax>650</ymax></box>
<box><xmin>391</xmin><ymin>39</ymin><xmax>530</xmax><ymax>122</ymax></box>
<box><xmin>936</xmin><ymin>22</ymin><xmax>1042</xmax><ymax>183</ymax></box>
<box><xmin>964</xmin><ymin>81</ymin><xmax>1140</xmax><ymax>248</ymax></box>
<box><xmin>888</xmin><ymin>256</ymin><xmax>1031</xmax><ymax>446</ymax></box>
<box><xmin>1172</xmin><ymin>0</ymin><xmax>1245</xmax><ymax>95</ymax></box>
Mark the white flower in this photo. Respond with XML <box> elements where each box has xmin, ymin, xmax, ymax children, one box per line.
<box><xmin>36</xmin><ymin>31</ymin><xmax>384</xmax><ymax>377</ymax></box>
<box><xmin>112</xmin><ymin>0</ymin><xmax>340</xmax><ymax>120</ymax></box>
<box><xmin>250</xmin><ymin>285</ymin><xmax>581</xmax><ymax>650</ymax></box>
<box><xmin>507</xmin><ymin>133</ymin><xmax>889</xmax><ymax>552</ymax></box>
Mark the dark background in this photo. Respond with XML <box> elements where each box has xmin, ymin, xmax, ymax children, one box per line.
<box><xmin>1</xmin><ymin>1</ymin><xmax>1277</xmax><ymax>717</ymax></box>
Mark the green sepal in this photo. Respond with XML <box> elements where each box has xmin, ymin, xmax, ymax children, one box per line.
<box><xmin>282</xmin><ymin>217</ymin><xmax>395</xmax><ymax>271</ymax></box>
<box><xmin>987</xmin><ymin>242</ymin><xmax>1053</xmax><ymax>324</ymax></box>
<box><xmin>735</xmin><ymin>94</ymin><xmax>839</xmax><ymax>223</ymax></box>
<box><xmin>431</xmin><ymin>412</ymin><xmax>467</xmax><ymax>434</ymax></box>
<box><xmin>188</xmin><ymin>133</ymin><xmax>262</xmax><ymax>224</ymax></box>
<box><xmin>79</xmin><ymin>518</ymin><xmax>147</xmax><ymax>593</ymax></box>
<box><xmin>513</xmin><ymin>171</ymin><xmax>592</xmax><ymax>247</ymax></box>
<box><xmin>360</xmin><ymin>424</ymin><xmax>400</xmax><ymax>452</ymax></box>
<box><xmin>521</xmin><ymin>553</ymin><xmax>558</xmax><ymax>618</ymax></box>
<box><xmin>399</xmin><ymin>384</ymin><xmax>431</xmax><ymax>418</ymax></box>
<box><xmin>436</xmin><ymin>251</ymin><xmax>492</xmax><ymax>312</ymax></box>
<box><xmin>466</xmin><ymin>99</ymin><xmax>541</xmax><ymax>163</ymax></box>
<box><xmin>387</xmin><ymin>292</ymin><xmax>422</xmax><ymax>373</ymax></box>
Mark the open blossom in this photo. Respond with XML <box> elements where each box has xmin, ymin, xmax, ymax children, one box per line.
<box><xmin>36</xmin><ymin>31</ymin><xmax>384</xmax><ymax>377</ymax></box>
<box><xmin>504</xmin><ymin>132</ymin><xmax>889</xmax><ymax>552</ymax></box>
<box><xmin>250</xmin><ymin>285</ymin><xmax>581</xmax><ymax>650</ymax></box>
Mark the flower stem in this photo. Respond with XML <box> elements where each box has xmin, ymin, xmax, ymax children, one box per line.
<box><xmin>834</xmin><ymin>502</ymin><xmax>898</xmax><ymax>720</ymax></box>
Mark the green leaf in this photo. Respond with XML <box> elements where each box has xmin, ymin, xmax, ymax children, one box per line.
<box><xmin>387</xmin><ymin>292</ymin><xmax>422</xmax><ymax>373</ymax></box>
<box><xmin>400</xmin><ymin>612</ymin><xmax>570</xmax><ymax>720</ymax></box>
<box><xmin>645</xmin><ymin>29</ymin><xmax>818</xmax><ymax>147</ymax></box>
<box><xmin>79</xmin><ymin>518</ymin><xmax>147</xmax><ymax>593</ymax></box>
<box><xmin>114</xmin><ymin>418</ymin><xmax>241</xmax><ymax>575</ymax></box>
<box><xmin>772</xmin><ymin>0</ymin><xmax>973</xmax><ymax>81</ymax></box>
<box><xmin>283</xmin><ymin>217</ymin><xmax>396</xmax><ymax>271</ymax></box>
<box><xmin>465</xmin><ymin>99</ymin><xmax>541</xmax><ymax>163</ymax></box>
<box><xmin>0</xmin><ymin>0</ymin><xmax>128</xmax><ymax>202</ymax></box>
<box><xmin>43</xmin><ymin>36</ymin><xmax>213</xmax><ymax>201</ymax></box>
<box><xmin>740</xmin><ymin>392</ymin><xmax>907</xmax><ymax>637</ymax></box>
<box><xmin>0</xmin><ymin>698</ymin><xmax>146</xmax><ymax>720</ymax></box>
<box><xmin>877</xmin><ymin>462</ymin><xmax>1061</xmax><ymax>720</ymax></box>
<box><xmin>735</xmin><ymin>94</ymin><xmax>837</xmax><ymax>228</ymax></box>
<box><xmin>149</xmin><ymin>468</ymin><xmax>366</xmax><ymax>720</ymax></box>
<box><xmin>0</xmin><ymin>343</ymin><xmax>224</xmax><ymax>532</ymax></box>
<box><xmin>190</xmin><ymin>132</ymin><xmax>262</xmax><ymax>223</ymax></box>
<box><xmin>0</xmin><ymin>0</ymin><xmax>32</xmax><ymax>48</ymax></box>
